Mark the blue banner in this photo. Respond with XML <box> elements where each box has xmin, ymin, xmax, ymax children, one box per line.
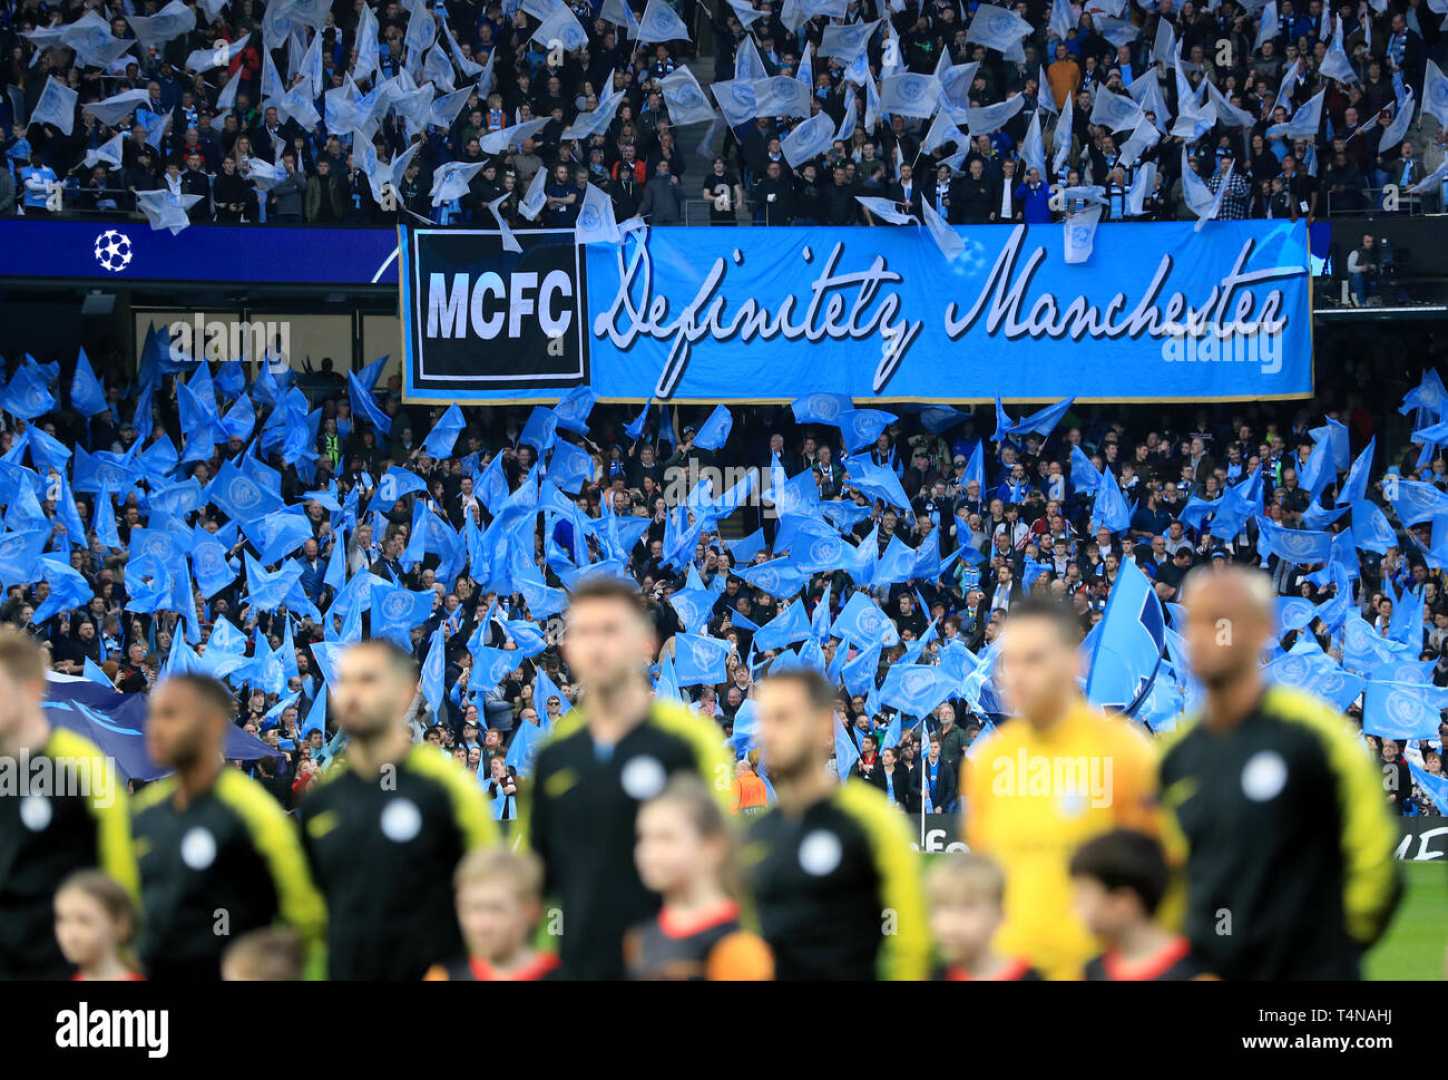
<box><xmin>0</xmin><ymin>219</ymin><xmax>399</xmax><ymax>287</ymax></box>
<box><xmin>401</xmin><ymin>220</ymin><xmax>1313</xmax><ymax>404</ymax></box>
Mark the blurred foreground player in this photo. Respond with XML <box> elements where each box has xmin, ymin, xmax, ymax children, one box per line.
<box><xmin>300</xmin><ymin>640</ymin><xmax>497</xmax><ymax>980</ymax></box>
<box><xmin>523</xmin><ymin>578</ymin><xmax>733</xmax><ymax>979</ymax></box>
<box><xmin>963</xmin><ymin>597</ymin><xmax>1161</xmax><ymax>980</ymax></box>
<box><xmin>424</xmin><ymin>848</ymin><xmax>560</xmax><ymax>981</ymax></box>
<box><xmin>626</xmin><ymin>776</ymin><xmax>773</xmax><ymax>980</ymax></box>
<box><xmin>1163</xmin><ymin>566</ymin><xmax>1400</xmax><ymax>979</ymax></box>
<box><xmin>132</xmin><ymin>676</ymin><xmax>325</xmax><ymax>980</ymax></box>
<box><xmin>1070</xmin><ymin>830</ymin><xmax>1200</xmax><ymax>981</ymax></box>
<box><xmin>0</xmin><ymin>628</ymin><xmax>137</xmax><ymax>978</ymax></box>
<box><xmin>744</xmin><ymin>669</ymin><xmax>929</xmax><ymax>980</ymax></box>
<box><xmin>926</xmin><ymin>854</ymin><xmax>1042</xmax><ymax>981</ymax></box>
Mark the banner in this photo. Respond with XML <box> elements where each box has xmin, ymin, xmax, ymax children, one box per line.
<box><xmin>0</xmin><ymin>220</ymin><xmax>399</xmax><ymax>287</ymax></box>
<box><xmin>400</xmin><ymin>220</ymin><xmax>1313</xmax><ymax>405</ymax></box>
<box><xmin>43</xmin><ymin>673</ymin><xmax>279</xmax><ymax>782</ymax></box>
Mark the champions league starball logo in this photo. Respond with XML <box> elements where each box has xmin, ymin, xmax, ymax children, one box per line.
<box><xmin>93</xmin><ymin>229</ymin><xmax>133</xmax><ymax>273</ymax></box>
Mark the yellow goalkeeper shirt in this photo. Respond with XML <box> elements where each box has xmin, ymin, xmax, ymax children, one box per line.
<box><xmin>962</xmin><ymin>701</ymin><xmax>1162</xmax><ymax>980</ymax></box>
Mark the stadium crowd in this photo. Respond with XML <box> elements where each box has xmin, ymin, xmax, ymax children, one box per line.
<box><xmin>0</xmin><ymin>0</ymin><xmax>1446</xmax><ymax>228</ymax></box>
<box><xmin>0</xmin><ymin>321</ymin><xmax>1435</xmax><ymax>827</ymax></box>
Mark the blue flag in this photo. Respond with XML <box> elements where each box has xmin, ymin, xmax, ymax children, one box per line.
<box><xmin>693</xmin><ymin>405</ymin><xmax>733</xmax><ymax>451</ymax></box>
<box><xmin>422</xmin><ymin>403</ymin><xmax>467</xmax><ymax>458</ymax></box>
<box><xmin>369</xmin><ymin>582</ymin><xmax>435</xmax><ymax>646</ymax></box>
<box><xmin>993</xmin><ymin>397</ymin><xmax>1073</xmax><ymax>442</ymax></box>
<box><xmin>1363</xmin><ymin>680</ymin><xmax>1448</xmax><ymax>741</ymax></box>
<box><xmin>348</xmin><ymin>368</ymin><xmax>392</xmax><ymax>434</ymax></box>
<box><xmin>70</xmin><ymin>347</ymin><xmax>108</xmax><ymax>417</ymax></box>
<box><xmin>1084</xmin><ymin>557</ymin><xmax>1165</xmax><ymax>715</ymax></box>
<box><xmin>674</xmin><ymin>633</ymin><xmax>731</xmax><ymax>686</ymax></box>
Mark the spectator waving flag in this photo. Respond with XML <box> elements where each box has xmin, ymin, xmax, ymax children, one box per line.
<box><xmin>781</xmin><ymin>111</ymin><xmax>836</xmax><ymax>168</ymax></box>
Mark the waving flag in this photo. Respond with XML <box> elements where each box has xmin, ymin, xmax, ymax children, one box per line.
<box><xmin>1085</xmin><ymin>557</ymin><xmax>1165</xmax><ymax>715</ymax></box>
<box><xmin>879</xmin><ymin>73</ymin><xmax>940</xmax><ymax>119</ymax></box>
<box><xmin>1363</xmin><ymin>681</ymin><xmax>1448</xmax><ymax>741</ymax></box>
<box><xmin>693</xmin><ymin>405</ymin><xmax>733</xmax><ymax>450</ymax></box>
<box><xmin>753</xmin><ymin>599</ymin><xmax>812</xmax><ymax>651</ymax></box>
<box><xmin>637</xmin><ymin>0</ymin><xmax>692</xmax><ymax>43</ymax></box>
<box><xmin>674</xmin><ymin>633</ymin><xmax>730</xmax><ymax>686</ymax></box>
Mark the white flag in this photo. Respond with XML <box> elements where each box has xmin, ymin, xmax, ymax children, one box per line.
<box><xmin>1377</xmin><ymin>89</ymin><xmax>1415</xmax><ymax>153</ymax></box>
<box><xmin>660</xmin><ymin>66</ymin><xmax>717</xmax><ymax>126</ymax></box>
<box><xmin>443</xmin><ymin>22</ymin><xmax>485</xmax><ymax>78</ymax></box>
<box><xmin>126</xmin><ymin>0</ymin><xmax>196</xmax><ymax>50</ymax></box>
<box><xmin>424</xmin><ymin>43</ymin><xmax>456</xmax><ymax>93</ymax></box>
<box><xmin>835</xmin><ymin>84</ymin><xmax>858</xmax><ymax>141</ymax></box>
<box><xmin>735</xmin><ymin>34</ymin><xmax>767</xmax><ymax>80</ymax></box>
<box><xmin>30</xmin><ymin>77</ymin><xmax>78</xmax><ymax>136</ymax></box>
<box><xmin>1320</xmin><ymin>19</ymin><xmax>1356</xmax><ymax>83</ymax></box>
<box><xmin>355</xmin><ymin>2</ymin><xmax>381</xmax><ymax>84</ymax></box>
<box><xmin>752</xmin><ymin>76</ymin><xmax>812</xmax><ymax>118</ymax></box>
<box><xmin>519</xmin><ymin>163</ymin><xmax>549</xmax><ymax>221</ymax></box>
<box><xmin>726</xmin><ymin>0</ymin><xmax>768</xmax><ymax>26</ymax></box>
<box><xmin>637</xmin><ymin>0</ymin><xmax>692</xmax><ymax>44</ymax></box>
<box><xmin>217</xmin><ymin>68</ymin><xmax>243</xmax><ymax>111</ymax></box>
<box><xmin>404</xmin><ymin>7</ymin><xmax>438</xmax><ymax>53</ymax></box>
<box><xmin>1093</xmin><ymin>15</ymin><xmax>1140</xmax><ymax>46</ymax></box>
<box><xmin>487</xmin><ymin>194</ymin><xmax>522</xmax><ymax>253</ymax></box>
<box><xmin>430</xmin><ymin>83</ymin><xmax>477</xmax><ymax>130</ymax></box>
<box><xmin>243</xmin><ymin>156</ymin><xmax>287</xmax><ymax>191</ymax></box>
<box><xmin>185</xmin><ymin>33</ymin><xmax>252</xmax><ymax>74</ymax></box>
<box><xmin>1063</xmin><ymin>204</ymin><xmax>1102</xmax><ymax>264</ymax></box>
<box><xmin>531</xmin><ymin>8</ymin><xmax>589</xmax><ymax>51</ymax></box>
<box><xmin>1051</xmin><ymin>89</ymin><xmax>1074</xmax><ymax>178</ymax></box>
<box><xmin>879</xmin><ymin>73</ymin><xmax>940</xmax><ymax>119</ymax></box>
<box><xmin>1037</xmin><ymin>65</ymin><xmax>1058</xmax><ymax>115</ymax></box>
<box><xmin>480</xmin><ymin>116</ymin><xmax>551</xmax><ymax>154</ymax></box>
<box><xmin>1153</xmin><ymin>16</ymin><xmax>1176</xmax><ymax>63</ymax></box>
<box><xmin>1180</xmin><ymin>145</ymin><xmax>1215</xmax><ymax>217</ymax></box>
<box><xmin>1125</xmin><ymin>161</ymin><xmax>1155</xmax><ymax>216</ymax></box>
<box><xmin>781</xmin><ymin>111</ymin><xmax>835</xmax><ymax>168</ymax></box>
<box><xmin>1021</xmin><ymin>109</ymin><xmax>1046</xmax><ymax>178</ymax></box>
<box><xmin>1423</xmin><ymin>59</ymin><xmax>1448</xmax><ymax>130</ymax></box>
<box><xmin>939</xmin><ymin>61</ymin><xmax>981</xmax><ymax>112</ymax></box>
<box><xmin>83</xmin><ymin>132</ymin><xmax>125</xmax><ymax>170</ymax></box>
<box><xmin>1406</xmin><ymin>158</ymin><xmax>1448</xmax><ymax>195</ymax></box>
<box><xmin>712</xmin><ymin>78</ymin><xmax>756</xmax><ymax>126</ymax></box>
<box><xmin>1284</xmin><ymin>87</ymin><xmax>1326</xmax><ymax>138</ymax></box>
<box><xmin>601</xmin><ymin>0</ymin><xmax>642</xmax><ymax>34</ymax></box>
<box><xmin>819</xmin><ymin>20</ymin><xmax>880</xmax><ymax>62</ymax></box>
<box><xmin>856</xmin><ymin>195</ymin><xmax>918</xmax><ymax>224</ymax></box>
<box><xmin>966</xmin><ymin>94</ymin><xmax>1024</xmax><ymax>135</ymax></box>
<box><xmin>431</xmin><ymin>160</ymin><xmax>486</xmax><ymax>205</ymax></box>
<box><xmin>280</xmin><ymin>80</ymin><xmax>321</xmax><ymax>131</ymax></box>
<box><xmin>136</xmin><ymin>189</ymin><xmax>204</xmax><ymax>235</ymax></box>
<box><xmin>920</xmin><ymin>196</ymin><xmax>965</xmax><ymax>262</ymax></box>
<box><xmin>1117</xmin><ymin>114</ymin><xmax>1160</xmax><ymax>167</ymax></box>
<box><xmin>82</xmin><ymin>88</ymin><xmax>151</xmax><ymax>127</ymax></box>
<box><xmin>921</xmin><ymin>109</ymin><xmax>962</xmax><ymax>154</ymax></box>
<box><xmin>1206</xmin><ymin>81</ymin><xmax>1256</xmax><ymax>127</ymax></box>
<box><xmin>1049</xmin><ymin>0</ymin><xmax>1076</xmax><ymax>41</ymax></box>
<box><xmin>966</xmin><ymin>4</ymin><xmax>1032</xmax><ymax>56</ymax></box>
<box><xmin>576</xmin><ymin>183</ymin><xmax>621</xmax><ymax>243</ymax></box>
<box><xmin>1089</xmin><ymin>86</ymin><xmax>1142</xmax><ymax>131</ymax></box>
<box><xmin>1253</xmin><ymin>0</ymin><xmax>1279</xmax><ymax>50</ymax></box>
